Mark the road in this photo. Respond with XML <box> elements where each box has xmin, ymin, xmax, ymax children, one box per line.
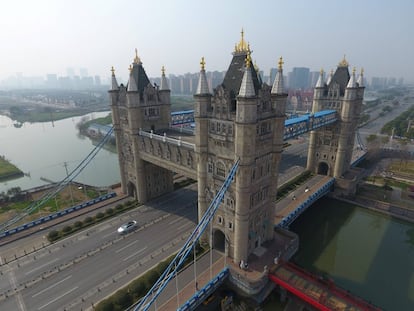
<box><xmin>0</xmin><ymin>185</ymin><xmax>198</xmax><ymax>311</ymax></box>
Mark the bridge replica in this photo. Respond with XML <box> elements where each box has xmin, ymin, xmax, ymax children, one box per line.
<box><xmin>109</xmin><ymin>31</ymin><xmax>375</xmax><ymax>311</ymax></box>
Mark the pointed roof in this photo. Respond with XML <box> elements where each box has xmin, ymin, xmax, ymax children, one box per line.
<box><xmin>127</xmin><ymin>64</ymin><xmax>138</xmax><ymax>92</ymax></box>
<box><xmin>239</xmin><ymin>53</ymin><xmax>255</xmax><ymax>97</ymax></box>
<box><xmin>110</xmin><ymin>66</ymin><xmax>118</xmax><ymax>91</ymax></box>
<box><xmin>271</xmin><ymin>56</ymin><xmax>285</xmax><ymax>94</ymax></box>
<box><xmin>328</xmin><ymin>56</ymin><xmax>350</xmax><ymax>95</ymax></box>
<box><xmin>160</xmin><ymin>66</ymin><xmax>169</xmax><ymax>90</ymax></box>
<box><xmin>357</xmin><ymin>68</ymin><xmax>364</xmax><ymax>87</ymax></box>
<box><xmin>315</xmin><ymin>69</ymin><xmax>325</xmax><ymax>88</ymax></box>
<box><xmin>195</xmin><ymin>57</ymin><xmax>211</xmax><ymax>95</ymax></box>
<box><xmin>222</xmin><ymin>30</ymin><xmax>261</xmax><ymax>99</ymax></box>
<box><xmin>127</xmin><ymin>49</ymin><xmax>151</xmax><ymax>93</ymax></box>
<box><xmin>326</xmin><ymin>69</ymin><xmax>334</xmax><ymax>85</ymax></box>
<box><xmin>347</xmin><ymin>67</ymin><xmax>357</xmax><ymax>88</ymax></box>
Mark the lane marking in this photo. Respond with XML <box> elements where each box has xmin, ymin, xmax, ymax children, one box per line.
<box><xmin>123</xmin><ymin>246</ymin><xmax>148</xmax><ymax>262</ymax></box>
<box><xmin>115</xmin><ymin>240</ymin><xmax>138</xmax><ymax>253</ymax></box>
<box><xmin>102</xmin><ymin>231</ymin><xmax>115</xmax><ymax>239</ymax></box>
<box><xmin>32</xmin><ymin>275</ymin><xmax>72</xmax><ymax>298</ymax></box>
<box><xmin>177</xmin><ymin>223</ymin><xmax>189</xmax><ymax>231</ymax></box>
<box><xmin>25</xmin><ymin>258</ymin><xmax>59</xmax><ymax>275</ymax></box>
<box><xmin>38</xmin><ymin>286</ymin><xmax>78</xmax><ymax>310</ymax></box>
<box><xmin>168</xmin><ymin>218</ymin><xmax>181</xmax><ymax>225</ymax></box>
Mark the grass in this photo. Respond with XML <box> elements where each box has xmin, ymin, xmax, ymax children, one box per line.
<box><xmin>0</xmin><ymin>156</ymin><xmax>23</xmax><ymax>178</ymax></box>
<box><xmin>388</xmin><ymin>160</ymin><xmax>414</xmax><ymax>175</ymax></box>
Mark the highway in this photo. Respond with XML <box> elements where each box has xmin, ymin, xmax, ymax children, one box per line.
<box><xmin>0</xmin><ymin>185</ymin><xmax>198</xmax><ymax>311</ymax></box>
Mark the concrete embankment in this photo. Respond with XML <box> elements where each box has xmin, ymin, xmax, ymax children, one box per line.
<box><xmin>333</xmin><ymin>195</ymin><xmax>414</xmax><ymax>223</ymax></box>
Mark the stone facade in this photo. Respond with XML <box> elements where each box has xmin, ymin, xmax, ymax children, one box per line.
<box><xmin>307</xmin><ymin>59</ymin><xmax>365</xmax><ymax>183</ymax></box>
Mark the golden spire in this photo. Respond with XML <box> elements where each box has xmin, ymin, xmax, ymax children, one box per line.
<box><xmin>338</xmin><ymin>54</ymin><xmax>349</xmax><ymax>67</ymax></box>
<box><xmin>278</xmin><ymin>56</ymin><xmax>284</xmax><ymax>70</ymax></box>
<box><xmin>161</xmin><ymin>65</ymin><xmax>166</xmax><ymax>76</ymax></box>
<box><xmin>128</xmin><ymin>64</ymin><xmax>133</xmax><ymax>73</ymax></box>
<box><xmin>111</xmin><ymin>66</ymin><xmax>115</xmax><ymax>76</ymax></box>
<box><xmin>235</xmin><ymin>28</ymin><xmax>249</xmax><ymax>52</ymax></box>
<box><xmin>133</xmin><ymin>48</ymin><xmax>141</xmax><ymax>64</ymax></box>
<box><xmin>245</xmin><ymin>51</ymin><xmax>251</xmax><ymax>68</ymax></box>
<box><xmin>200</xmin><ymin>57</ymin><xmax>206</xmax><ymax>71</ymax></box>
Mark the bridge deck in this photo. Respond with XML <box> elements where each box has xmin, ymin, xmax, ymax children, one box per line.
<box><xmin>274</xmin><ymin>175</ymin><xmax>332</xmax><ymax>226</ymax></box>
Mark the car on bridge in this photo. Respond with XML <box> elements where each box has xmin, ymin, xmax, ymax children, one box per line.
<box><xmin>117</xmin><ymin>220</ymin><xmax>137</xmax><ymax>234</ymax></box>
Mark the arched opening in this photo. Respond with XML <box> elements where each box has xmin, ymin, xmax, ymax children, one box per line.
<box><xmin>317</xmin><ymin>162</ymin><xmax>329</xmax><ymax>175</ymax></box>
<box><xmin>212</xmin><ymin>229</ymin><xmax>225</xmax><ymax>253</ymax></box>
<box><xmin>127</xmin><ymin>181</ymin><xmax>137</xmax><ymax>199</ymax></box>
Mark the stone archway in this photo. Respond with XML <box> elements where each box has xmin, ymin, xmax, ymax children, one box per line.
<box><xmin>127</xmin><ymin>181</ymin><xmax>137</xmax><ymax>199</ymax></box>
<box><xmin>212</xmin><ymin>229</ymin><xmax>225</xmax><ymax>252</ymax></box>
<box><xmin>317</xmin><ymin>162</ymin><xmax>329</xmax><ymax>175</ymax></box>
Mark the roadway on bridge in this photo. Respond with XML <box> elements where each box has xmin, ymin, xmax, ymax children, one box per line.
<box><xmin>0</xmin><ymin>185</ymin><xmax>198</xmax><ymax>311</ymax></box>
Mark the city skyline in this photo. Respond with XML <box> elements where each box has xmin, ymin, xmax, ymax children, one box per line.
<box><xmin>1</xmin><ymin>0</ymin><xmax>413</xmax><ymax>83</ymax></box>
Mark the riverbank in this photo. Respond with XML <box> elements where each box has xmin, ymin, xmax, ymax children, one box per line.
<box><xmin>0</xmin><ymin>156</ymin><xmax>23</xmax><ymax>182</ymax></box>
<box><xmin>333</xmin><ymin>193</ymin><xmax>414</xmax><ymax>223</ymax></box>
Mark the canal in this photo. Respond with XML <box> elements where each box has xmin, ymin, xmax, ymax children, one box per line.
<box><xmin>0</xmin><ymin>112</ymin><xmax>120</xmax><ymax>193</ymax></box>
<box><xmin>290</xmin><ymin>197</ymin><xmax>414</xmax><ymax>311</ymax></box>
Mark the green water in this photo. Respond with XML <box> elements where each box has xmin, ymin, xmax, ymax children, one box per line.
<box><xmin>290</xmin><ymin>197</ymin><xmax>414</xmax><ymax>311</ymax></box>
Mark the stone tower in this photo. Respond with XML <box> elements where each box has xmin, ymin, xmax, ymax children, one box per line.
<box><xmin>109</xmin><ymin>50</ymin><xmax>173</xmax><ymax>203</ymax></box>
<box><xmin>307</xmin><ymin>57</ymin><xmax>365</xmax><ymax>178</ymax></box>
<box><xmin>194</xmin><ymin>31</ymin><xmax>287</xmax><ymax>263</ymax></box>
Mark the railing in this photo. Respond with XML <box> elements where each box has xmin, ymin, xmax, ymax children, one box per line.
<box><xmin>177</xmin><ymin>268</ymin><xmax>229</xmax><ymax>311</ymax></box>
<box><xmin>139</xmin><ymin>129</ymin><xmax>195</xmax><ymax>150</ymax></box>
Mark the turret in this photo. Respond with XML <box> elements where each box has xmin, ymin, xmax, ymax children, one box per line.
<box><xmin>271</xmin><ymin>56</ymin><xmax>287</xmax><ymax>116</ymax></box>
<box><xmin>160</xmin><ymin>66</ymin><xmax>169</xmax><ymax>91</ymax></box>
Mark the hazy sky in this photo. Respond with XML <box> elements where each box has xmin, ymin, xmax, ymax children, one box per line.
<box><xmin>1</xmin><ymin>0</ymin><xmax>413</xmax><ymax>83</ymax></box>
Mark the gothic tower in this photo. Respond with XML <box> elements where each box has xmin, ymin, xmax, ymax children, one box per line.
<box><xmin>109</xmin><ymin>50</ymin><xmax>173</xmax><ymax>203</ymax></box>
<box><xmin>194</xmin><ymin>31</ymin><xmax>287</xmax><ymax>263</ymax></box>
<box><xmin>307</xmin><ymin>57</ymin><xmax>365</xmax><ymax>177</ymax></box>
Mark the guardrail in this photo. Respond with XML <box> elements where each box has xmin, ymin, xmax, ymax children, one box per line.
<box><xmin>177</xmin><ymin>267</ymin><xmax>229</xmax><ymax>311</ymax></box>
<box><xmin>139</xmin><ymin>129</ymin><xmax>195</xmax><ymax>150</ymax></box>
<box><xmin>0</xmin><ymin>192</ymin><xmax>116</xmax><ymax>239</ymax></box>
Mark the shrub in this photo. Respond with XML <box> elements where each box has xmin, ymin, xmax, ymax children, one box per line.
<box><xmin>113</xmin><ymin>289</ymin><xmax>132</xmax><ymax>309</ymax></box>
<box><xmin>105</xmin><ymin>207</ymin><xmax>114</xmax><ymax>215</ymax></box>
<box><xmin>47</xmin><ymin>230</ymin><xmax>59</xmax><ymax>242</ymax></box>
<box><xmin>73</xmin><ymin>220</ymin><xmax>83</xmax><ymax>228</ymax></box>
<box><xmin>96</xmin><ymin>212</ymin><xmax>105</xmax><ymax>219</ymax></box>
<box><xmin>144</xmin><ymin>270</ymin><xmax>160</xmax><ymax>288</ymax></box>
<box><xmin>84</xmin><ymin>216</ymin><xmax>93</xmax><ymax>224</ymax></box>
<box><xmin>129</xmin><ymin>280</ymin><xmax>145</xmax><ymax>299</ymax></box>
<box><xmin>62</xmin><ymin>225</ymin><xmax>72</xmax><ymax>233</ymax></box>
<box><xmin>95</xmin><ymin>299</ymin><xmax>114</xmax><ymax>311</ymax></box>
<box><xmin>115</xmin><ymin>204</ymin><xmax>124</xmax><ymax>211</ymax></box>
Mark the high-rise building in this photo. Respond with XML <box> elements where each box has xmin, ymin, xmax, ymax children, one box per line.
<box><xmin>289</xmin><ymin>67</ymin><xmax>310</xmax><ymax>90</ymax></box>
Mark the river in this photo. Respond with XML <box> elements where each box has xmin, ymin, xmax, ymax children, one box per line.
<box><xmin>290</xmin><ymin>197</ymin><xmax>414</xmax><ymax>311</ymax></box>
<box><xmin>0</xmin><ymin>112</ymin><xmax>120</xmax><ymax>193</ymax></box>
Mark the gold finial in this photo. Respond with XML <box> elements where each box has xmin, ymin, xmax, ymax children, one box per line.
<box><xmin>200</xmin><ymin>57</ymin><xmax>206</xmax><ymax>70</ymax></box>
<box><xmin>338</xmin><ymin>54</ymin><xmax>349</xmax><ymax>67</ymax></box>
<box><xmin>128</xmin><ymin>64</ymin><xmax>133</xmax><ymax>73</ymax></box>
<box><xmin>245</xmin><ymin>51</ymin><xmax>251</xmax><ymax>68</ymax></box>
<box><xmin>134</xmin><ymin>48</ymin><xmax>141</xmax><ymax>64</ymax></box>
<box><xmin>235</xmin><ymin>28</ymin><xmax>249</xmax><ymax>53</ymax></box>
<box><xmin>352</xmin><ymin>67</ymin><xmax>356</xmax><ymax>75</ymax></box>
<box><xmin>161</xmin><ymin>66</ymin><xmax>166</xmax><ymax>76</ymax></box>
<box><xmin>111</xmin><ymin>66</ymin><xmax>115</xmax><ymax>76</ymax></box>
<box><xmin>320</xmin><ymin>68</ymin><xmax>324</xmax><ymax>75</ymax></box>
<box><xmin>278</xmin><ymin>56</ymin><xmax>284</xmax><ymax>70</ymax></box>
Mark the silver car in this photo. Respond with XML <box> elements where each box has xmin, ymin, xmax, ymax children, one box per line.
<box><xmin>117</xmin><ymin>220</ymin><xmax>137</xmax><ymax>234</ymax></box>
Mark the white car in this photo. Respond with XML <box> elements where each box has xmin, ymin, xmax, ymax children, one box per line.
<box><xmin>117</xmin><ymin>220</ymin><xmax>137</xmax><ymax>234</ymax></box>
